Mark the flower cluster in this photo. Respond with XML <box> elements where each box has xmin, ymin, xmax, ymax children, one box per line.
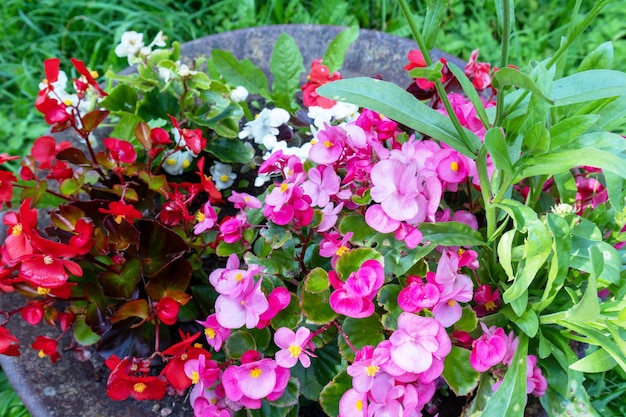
<box><xmin>1</xmin><ymin>6</ymin><xmax>626</xmax><ymax>417</ymax></box>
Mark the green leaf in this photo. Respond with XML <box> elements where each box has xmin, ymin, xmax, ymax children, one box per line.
<box><xmin>522</xmin><ymin>122</ymin><xmax>549</xmax><ymax>154</ymax></box>
<box><xmin>501</xmin><ymin>305</ymin><xmax>539</xmax><ymax>337</ymax></box>
<box><xmin>59</xmin><ymin>178</ymin><xmax>82</xmax><ymax>196</ymax></box>
<box><xmin>301</xmin><ymin>289</ymin><xmax>337</xmax><ymax>324</ymax></box>
<box><xmin>570</xmin><ymin>238</ymin><xmax>621</xmax><ymax>286</ymax></box>
<box><xmin>577</xmin><ymin>42</ymin><xmax>614</xmax><ymax>72</ymax></box>
<box><xmin>337</xmin><ymin>314</ymin><xmax>384</xmax><ymax>362</ymax></box>
<box><xmin>272</xmin><ymin>294</ymin><xmax>303</xmax><ymax>330</ymax></box>
<box><xmin>323</xmin><ymin>25</ymin><xmax>359</xmax><ymax>74</ymax></box>
<box><xmin>481</xmin><ymin>333</ymin><xmax>528</xmax><ymax>417</ymax></box>
<box><xmin>210</xmin><ymin>50</ymin><xmax>269</xmax><ymax>97</ymax></box>
<box><xmin>244</xmin><ymin>251</ymin><xmax>300</xmax><ymax>278</ymax></box>
<box><xmin>317</xmin><ymin>78</ymin><xmax>481</xmax><ymax>157</ymax></box>
<box><xmin>73</xmin><ymin>316</ymin><xmax>101</xmax><ymax>346</ymax></box>
<box><xmin>320</xmin><ymin>370</ymin><xmax>352</xmax><ymax>417</ymax></box>
<box><xmin>484</xmin><ymin>127</ymin><xmax>513</xmax><ymax>173</ymax></box>
<box><xmin>492</xmin><ymin>67</ymin><xmax>554</xmax><ymax>104</ymax></box>
<box><xmin>377</xmin><ymin>284</ymin><xmax>402</xmax><ymax>330</ymax></box>
<box><xmin>99</xmin><ymin>83</ymin><xmax>138</xmax><ymax>113</ymax></box>
<box><xmin>99</xmin><ymin>257</ymin><xmax>141</xmax><ymax>299</ymax></box>
<box><xmin>305</xmin><ymin>267</ymin><xmax>330</xmax><ymax>293</ymax></box>
<box><xmin>565</xmin><ymin>246</ymin><xmax>601</xmax><ymax>323</ymax></box>
<box><xmin>224</xmin><ymin>330</ymin><xmax>256</xmax><ymax>359</ymax></box>
<box><xmin>270</xmin><ymin>33</ymin><xmax>305</xmax><ymax>111</ymax></box>
<box><xmin>291</xmin><ymin>343</ymin><xmax>343</xmax><ymax>401</ymax></box>
<box><xmin>540</xmin><ymin>386</ymin><xmax>601</xmax><ymax>417</ymax></box>
<box><xmin>421</xmin><ymin>0</ymin><xmax>448</xmax><ymax>50</ymax></box>
<box><xmin>442</xmin><ymin>346</ymin><xmax>480</xmax><ymax>396</ymax></box>
<box><xmin>335</xmin><ymin>247</ymin><xmax>384</xmax><ymax>280</ymax></box>
<box><xmin>552</xmin><ymin>69</ymin><xmax>626</xmax><ymax>106</ymax></box>
<box><xmin>570</xmin><ymin>347</ymin><xmax>617</xmax><ymax>373</ymax></box>
<box><xmin>339</xmin><ymin>214</ymin><xmax>377</xmax><ymax>242</ymax></box>
<box><xmin>549</xmin><ymin>114</ymin><xmax>600</xmax><ymax>149</ymax></box>
<box><xmin>455</xmin><ymin>305</ymin><xmax>478</xmax><ymax>332</ymax></box>
<box><xmin>419</xmin><ymin>221</ymin><xmax>486</xmax><ymax>247</ymax></box>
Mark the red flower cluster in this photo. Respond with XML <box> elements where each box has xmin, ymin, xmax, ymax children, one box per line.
<box><xmin>301</xmin><ymin>59</ymin><xmax>342</xmax><ymax>108</ymax></box>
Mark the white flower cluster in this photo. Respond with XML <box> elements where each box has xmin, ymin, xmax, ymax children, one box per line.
<box><xmin>114</xmin><ymin>31</ymin><xmax>167</xmax><ymax>65</ymax></box>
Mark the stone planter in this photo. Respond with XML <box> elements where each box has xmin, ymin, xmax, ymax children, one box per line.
<box><xmin>0</xmin><ymin>24</ymin><xmax>463</xmax><ymax>417</ymax></box>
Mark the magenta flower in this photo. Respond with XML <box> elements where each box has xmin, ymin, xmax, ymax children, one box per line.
<box><xmin>214</xmin><ymin>278</ymin><xmax>269</xmax><ymax>329</ymax></box>
<box><xmin>309</xmin><ymin>123</ymin><xmax>346</xmax><ymax>164</ymax></box>
<box><xmin>209</xmin><ymin>254</ymin><xmax>260</xmax><ymax>298</ymax></box>
<box><xmin>435</xmin><ymin>149</ymin><xmax>470</xmax><ymax>185</ymax></box>
<box><xmin>397</xmin><ymin>273</ymin><xmax>440</xmax><ymax>313</ymax></box>
<box><xmin>432</xmin><ymin>273</ymin><xmax>473</xmax><ymax>327</ymax></box>
<box><xmin>389</xmin><ymin>312</ymin><xmax>451</xmax><ymax>374</ymax></box>
<box><xmin>470</xmin><ymin>323</ymin><xmax>508</xmax><ymax>372</ymax></box>
<box><xmin>526</xmin><ymin>355</ymin><xmax>547</xmax><ymax>396</ymax></box>
<box><xmin>473</xmin><ymin>285</ymin><xmax>502</xmax><ymax>317</ymax></box>
<box><xmin>222</xmin><ymin>357</ymin><xmax>290</xmax><ymax>409</ymax></box>
<box><xmin>274</xmin><ymin>326</ymin><xmax>314</xmax><ymax>368</ymax></box>
<box><xmin>196</xmin><ymin>314</ymin><xmax>231</xmax><ymax>352</ymax></box>
<box><xmin>329</xmin><ymin>259</ymin><xmax>385</xmax><ymax>318</ymax></box>
<box><xmin>193</xmin><ymin>202</ymin><xmax>218</xmax><ymax>235</ymax></box>
<box><xmin>219</xmin><ymin>214</ymin><xmax>246</xmax><ymax>244</ymax></box>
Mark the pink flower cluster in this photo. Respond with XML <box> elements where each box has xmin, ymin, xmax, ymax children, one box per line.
<box><xmin>340</xmin><ymin>313</ymin><xmax>451</xmax><ymax>417</ymax></box>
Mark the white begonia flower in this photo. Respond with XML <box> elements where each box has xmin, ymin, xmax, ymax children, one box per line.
<box><xmin>238</xmin><ymin>107</ymin><xmax>290</xmax><ymax>145</ymax></box>
<box><xmin>114</xmin><ymin>31</ymin><xmax>145</xmax><ymax>63</ymax></box>
<box><xmin>158</xmin><ymin>67</ymin><xmax>175</xmax><ymax>83</ymax></box>
<box><xmin>163</xmin><ymin>150</ymin><xmax>194</xmax><ymax>175</ymax></box>
<box><xmin>210</xmin><ymin>162</ymin><xmax>237</xmax><ymax>190</ymax></box>
<box><xmin>307</xmin><ymin>102</ymin><xmax>359</xmax><ymax>128</ymax></box>
<box><xmin>177</xmin><ymin>63</ymin><xmax>197</xmax><ymax>77</ymax></box>
<box><xmin>150</xmin><ymin>31</ymin><xmax>167</xmax><ymax>48</ymax></box>
<box><xmin>552</xmin><ymin>203</ymin><xmax>576</xmax><ymax>216</ymax></box>
<box><xmin>230</xmin><ymin>86</ymin><xmax>249</xmax><ymax>103</ymax></box>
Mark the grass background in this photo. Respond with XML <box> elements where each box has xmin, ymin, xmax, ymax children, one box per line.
<box><xmin>0</xmin><ymin>0</ymin><xmax>625</xmax><ymax>415</ymax></box>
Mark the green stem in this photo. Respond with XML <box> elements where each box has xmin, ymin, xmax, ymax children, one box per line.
<box><xmin>494</xmin><ymin>0</ymin><xmax>513</xmax><ymax>127</ymax></box>
<box><xmin>476</xmin><ymin>146</ymin><xmax>496</xmax><ymax>240</ymax></box>
<box><xmin>397</xmin><ymin>0</ymin><xmax>476</xmax><ymax>154</ymax></box>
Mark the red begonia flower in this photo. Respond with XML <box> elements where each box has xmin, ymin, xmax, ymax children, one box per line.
<box><xmin>98</xmin><ymin>201</ymin><xmax>142</xmax><ymax>224</ymax></box>
<box><xmin>155</xmin><ymin>296</ymin><xmax>180</xmax><ymax>325</ymax></box>
<box><xmin>107</xmin><ymin>373</ymin><xmax>168</xmax><ymax>401</ymax></box>
<box><xmin>32</xmin><ymin>335</ymin><xmax>60</xmax><ymax>363</ymax></box>
<box><xmin>70</xmin><ymin>58</ymin><xmax>107</xmax><ymax>96</ymax></box>
<box><xmin>104</xmin><ymin>138</ymin><xmax>137</xmax><ymax>164</ymax></box>
<box><xmin>0</xmin><ymin>327</ymin><xmax>21</xmax><ymax>356</ymax></box>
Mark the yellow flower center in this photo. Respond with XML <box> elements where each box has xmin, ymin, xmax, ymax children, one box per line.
<box><xmin>335</xmin><ymin>245</ymin><xmax>349</xmax><ymax>257</ymax></box>
<box><xmin>220</xmin><ymin>175</ymin><xmax>230</xmax><ymax>182</ymax></box>
<box><xmin>37</xmin><ymin>287</ymin><xmax>51</xmax><ymax>296</ymax></box>
<box><xmin>193</xmin><ymin>343</ymin><xmax>203</xmax><ymax>349</ymax></box>
<box><xmin>235</xmin><ymin>273</ymin><xmax>243</xmax><ymax>282</ymax></box>
<box><xmin>323</xmin><ymin>140</ymin><xmax>334</xmax><ymax>148</ymax></box>
<box><xmin>356</xmin><ymin>399</ymin><xmax>363</xmax><ymax>411</ymax></box>
<box><xmin>366</xmin><ymin>365</ymin><xmax>380</xmax><ymax>377</ymax></box>
<box><xmin>485</xmin><ymin>300</ymin><xmax>497</xmax><ymax>311</ymax></box>
<box><xmin>11</xmin><ymin>223</ymin><xmax>23</xmax><ymax>236</ymax></box>
<box><xmin>310</xmin><ymin>138</ymin><xmax>318</xmax><ymax>145</ymax></box>
<box><xmin>250</xmin><ymin>368</ymin><xmax>262</xmax><ymax>378</ymax></box>
<box><xmin>114</xmin><ymin>214</ymin><xmax>124</xmax><ymax>224</ymax></box>
<box><xmin>166</xmin><ymin>158</ymin><xmax>177</xmax><ymax>165</ymax></box>
<box><xmin>38</xmin><ymin>350</ymin><xmax>46</xmax><ymax>358</ymax></box>
<box><xmin>90</xmin><ymin>70</ymin><xmax>99</xmax><ymax>78</ymax></box>
<box><xmin>205</xmin><ymin>328</ymin><xmax>216</xmax><ymax>339</ymax></box>
<box><xmin>196</xmin><ymin>212</ymin><xmax>206</xmax><ymax>222</ymax></box>
<box><xmin>289</xmin><ymin>345</ymin><xmax>302</xmax><ymax>358</ymax></box>
<box><xmin>191</xmin><ymin>371</ymin><xmax>200</xmax><ymax>384</ymax></box>
<box><xmin>43</xmin><ymin>255</ymin><xmax>54</xmax><ymax>265</ymax></box>
<box><xmin>280</xmin><ymin>183</ymin><xmax>289</xmax><ymax>193</ymax></box>
<box><xmin>182</xmin><ymin>159</ymin><xmax>191</xmax><ymax>169</ymax></box>
<box><xmin>448</xmin><ymin>299</ymin><xmax>457</xmax><ymax>307</ymax></box>
<box><xmin>450</xmin><ymin>161</ymin><xmax>459</xmax><ymax>172</ymax></box>
<box><xmin>133</xmin><ymin>382</ymin><xmax>147</xmax><ymax>393</ymax></box>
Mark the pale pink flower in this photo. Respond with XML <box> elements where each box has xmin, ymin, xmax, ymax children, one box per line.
<box><xmin>301</xmin><ymin>165</ymin><xmax>341</xmax><ymax>207</ymax></box>
<box><xmin>339</xmin><ymin>388</ymin><xmax>368</xmax><ymax>417</ymax></box>
<box><xmin>222</xmin><ymin>357</ymin><xmax>290</xmax><ymax>409</ymax></box>
<box><xmin>369</xmin><ymin>159</ymin><xmax>425</xmax><ymax>222</ymax></box>
<box><xmin>197</xmin><ymin>314</ymin><xmax>231</xmax><ymax>352</ymax></box>
<box><xmin>228</xmin><ymin>191</ymin><xmax>262</xmax><ymax>210</ymax></box>
<box><xmin>274</xmin><ymin>326</ymin><xmax>314</xmax><ymax>368</ymax></box>
<box><xmin>389</xmin><ymin>312</ymin><xmax>451</xmax><ymax>374</ymax></box>
<box><xmin>317</xmin><ymin>202</ymin><xmax>343</xmax><ymax>232</ymax></box>
<box><xmin>215</xmin><ymin>278</ymin><xmax>269</xmax><ymax>329</ymax></box>
<box><xmin>367</xmin><ymin>373</ymin><xmax>405</xmax><ymax>417</ymax></box>
<box><xmin>309</xmin><ymin>123</ymin><xmax>346</xmax><ymax>164</ymax></box>
<box><xmin>347</xmin><ymin>345</ymin><xmax>388</xmax><ymax>393</ymax></box>
<box><xmin>329</xmin><ymin>260</ymin><xmax>384</xmax><ymax>318</ymax></box>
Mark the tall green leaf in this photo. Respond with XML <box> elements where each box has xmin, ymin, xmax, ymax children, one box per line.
<box><xmin>552</xmin><ymin>69</ymin><xmax>626</xmax><ymax>106</ymax></box>
<box><xmin>270</xmin><ymin>33</ymin><xmax>305</xmax><ymax>111</ymax></box>
<box><xmin>421</xmin><ymin>0</ymin><xmax>447</xmax><ymax>50</ymax></box>
<box><xmin>210</xmin><ymin>49</ymin><xmax>270</xmax><ymax>97</ymax></box>
<box><xmin>323</xmin><ymin>25</ymin><xmax>359</xmax><ymax>74</ymax></box>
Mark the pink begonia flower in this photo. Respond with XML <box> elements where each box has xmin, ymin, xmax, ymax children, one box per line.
<box><xmin>319</xmin><ymin>231</ymin><xmax>353</xmax><ymax>267</ymax></box>
<box><xmin>470</xmin><ymin>323</ymin><xmax>508</xmax><ymax>372</ymax></box>
<box><xmin>389</xmin><ymin>312</ymin><xmax>451</xmax><ymax>374</ymax></box>
<box><xmin>222</xmin><ymin>357</ymin><xmax>290</xmax><ymax>409</ymax></box>
<box><xmin>219</xmin><ymin>213</ymin><xmax>246</xmax><ymax>244</ymax></box>
<box><xmin>214</xmin><ymin>278</ymin><xmax>269</xmax><ymax>329</ymax></box>
<box><xmin>432</xmin><ymin>272</ymin><xmax>473</xmax><ymax>327</ymax></box>
<box><xmin>317</xmin><ymin>202</ymin><xmax>343</xmax><ymax>232</ymax></box>
<box><xmin>347</xmin><ymin>345</ymin><xmax>388</xmax><ymax>393</ymax></box>
<box><xmin>197</xmin><ymin>314</ymin><xmax>231</xmax><ymax>352</ymax></box>
<box><xmin>257</xmin><ymin>286</ymin><xmax>291</xmax><ymax>328</ymax></box>
<box><xmin>309</xmin><ymin>123</ymin><xmax>347</xmax><ymax>164</ymax></box>
<box><xmin>301</xmin><ymin>165</ymin><xmax>341</xmax><ymax>207</ymax></box>
<box><xmin>364</xmin><ymin>204</ymin><xmax>401</xmax><ymax>234</ymax></box>
<box><xmin>369</xmin><ymin>159</ymin><xmax>426</xmax><ymax>222</ymax></box>
<box><xmin>435</xmin><ymin>149</ymin><xmax>470</xmax><ymax>186</ymax></box>
<box><xmin>329</xmin><ymin>259</ymin><xmax>385</xmax><ymax>318</ymax></box>
<box><xmin>367</xmin><ymin>373</ymin><xmax>405</xmax><ymax>417</ymax></box>
<box><xmin>184</xmin><ymin>354</ymin><xmax>221</xmax><ymax>404</ymax></box>
<box><xmin>526</xmin><ymin>355</ymin><xmax>547</xmax><ymax>396</ymax></box>
<box><xmin>209</xmin><ymin>254</ymin><xmax>262</xmax><ymax>298</ymax></box>
<box><xmin>274</xmin><ymin>326</ymin><xmax>314</xmax><ymax>368</ymax></box>
<box><xmin>264</xmin><ymin>179</ymin><xmax>314</xmax><ymax>227</ymax></box>
<box><xmin>473</xmin><ymin>285</ymin><xmax>502</xmax><ymax>317</ymax></box>
<box><xmin>452</xmin><ymin>210</ymin><xmax>479</xmax><ymax>231</ymax></box>
<box><xmin>190</xmin><ymin>396</ymin><xmax>231</xmax><ymax>417</ymax></box>
<box><xmin>228</xmin><ymin>191</ymin><xmax>262</xmax><ymax>210</ymax></box>
<box><xmin>464</xmin><ymin>49</ymin><xmax>493</xmax><ymax>90</ymax></box>
<box><xmin>194</xmin><ymin>202</ymin><xmax>218</xmax><ymax>235</ymax></box>
<box><xmin>397</xmin><ymin>273</ymin><xmax>440</xmax><ymax>313</ymax></box>
<box><xmin>339</xmin><ymin>388</ymin><xmax>368</xmax><ymax>417</ymax></box>
<box><xmin>393</xmin><ymin>223</ymin><xmax>423</xmax><ymax>249</ymax></box>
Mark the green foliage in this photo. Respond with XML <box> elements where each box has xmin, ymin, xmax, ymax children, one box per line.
<box><xmin>0</xmin><ymin>369</ymin><xmax>30</xmax><ymax>417</ymax></box>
